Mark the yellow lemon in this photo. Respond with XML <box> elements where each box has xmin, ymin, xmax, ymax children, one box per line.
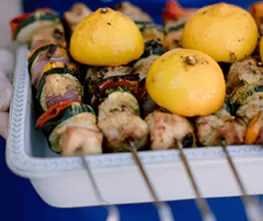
<box><xmin>146</xmin><ymin>48</ymin><xmax>226</xmax><ymax>117</ymax></box>
<box><xmin>70</xmin><ymin>7</ymin><xmax>144</xmax><ymax>66</ymax></box>
<box><xmin>182</xmin><ymin>3</ymin><xmax>258</xmax><ymax>63</ymax></box>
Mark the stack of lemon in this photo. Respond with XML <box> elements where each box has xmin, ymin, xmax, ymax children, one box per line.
<box><xmin>70</xmin><ymin>3</ymin><xmax>259</xmax><ymax>117</ymax></box>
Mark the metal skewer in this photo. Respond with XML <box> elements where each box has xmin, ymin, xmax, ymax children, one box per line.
<box><xmin>80</xmin><ymin>149</ymin><xmax>120</xmax><ymax>221</ymax></box>
<box><xmin>127</xmin><ymin>139</ymin><xmax>175</xmax><ymax>221</ymax></box>
<box><xmin>175</xmin><ymin>139</ymin><xmax>217</xmax><ymax>221</ymax></box>
<box><xmin>220</xmin><ymin>140</ymin><xmax>263</xmax><ymax>221</ymax></box>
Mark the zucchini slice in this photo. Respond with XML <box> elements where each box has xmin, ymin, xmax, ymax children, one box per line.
<box><xmin>37</xmin><ymin>67</ymin><xmax>83</xmax><ymax>112</ymax></box>
<box><xmin>10</xmin><ymin>9</ymin><xmax>60</xmax><ymax>44</ymax></box>
<box><xmin>142</xmin><ymin>39</ymin><xmax>166</xmax><ymax>57</ymax></box>
<box><xmin>28</xmin><ymin>43</ymin><xmax>69</xmax><ymax>87</ymax></box>
<box><xmin>98</xmin><ymin>91</ymin><xmax>140</xmax><ymax>122</ymax></box>
<box><xmin>41</xmin><ymin>61</ymin><xmax>81</xmax><ymax>80</ymax></box>
<box><xmin>230</xmin><ymin>84</ymin><xmax>263</xmax><ymax>107</ymax></box>
<box><xmin>28</xmin><ymin>42</ymin><xmax>62</xmax><ymax>73</ymax></box>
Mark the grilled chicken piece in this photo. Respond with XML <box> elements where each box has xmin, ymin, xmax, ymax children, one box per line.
<box><xmin>98</xmin><ymin>112</ymin><xmax>149</xmax><ymax>152</ymax></box>
<box><xmin>98</xmin><ymin>91</ymin><xmax>140</xmax><ymax>122</ymax></box>
<box><xmin>139</xmin><ymin>23</ymin><xmax>165</xmax><ymax>44</ymax></box>
<box><xmin>162</xmin><ymin>0</ymin><xmax>197</xmax><ymax>50</ymax></box>
<box><xmin>38</xmin><ymin>102</ymin><xmax>103</xmax><ymax>156</ymax></box>
<box><xmin>133</xmin><ymin>40</ymin><xmax>166</xmax><ymax>116</ymax></box>
<box><xmin>64</xmin><ymin>3</ymin><xmax>93</xmax><ymax>32</ymax></box>
<box><xmin>115</xmin><ymin>1</ymin><xmax>152</xmax><ymax>24</ymax></box>
<box><xmin>133</xmin><ymin>55</ymin><xmax>160</xmax><ymax>80</ymax></box>
<box><xmin>134</xmin><ymin>39</ymin><xmax>165</xmax><ymax>79</ymax></box>
<box><xmin>163</xmin><ymin>18</ymin><xmax>188</xmax><ymax>50</ymax></box>
<box><xmin>196</xmin><ymin>104</ymin><xmax>246</xmax><ymax>146</ymax></box>
<box><xmin>245</xmin><ymin>112</ymin><xmax>263</xmax><ymax>144</ymax></box>
<box><xmin>30</xmin><ymin>23</ymin><xmax>67</xmax><ymax>51</ymax></box>
<box><xmin>226</xmin><ymin>56</ymin><xmax>263</xmax><ymax>94</ymax></box>
<box><xmin>49</xmin><ymin>112</ymin><xmax>103</xmax><ymax>156</ymax></box>
<box><xmin>145</xmin><ymin>110</ymin><xmax>196</xmax><ymax>150</ymax></box>
<box><xmin>229</xmin><ymin>83</ymin><xmax>263</xmax><ymax>123</ymax></box>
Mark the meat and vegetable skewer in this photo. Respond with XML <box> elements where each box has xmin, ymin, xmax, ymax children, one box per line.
<box><xmin>10</xmin><ymin>8</ymin><xmax>61</xmax><ymax>44</ymax></box>
<box><xmin>133</xmin><ymin>37</ymin><xmax>216</xmax><ymax>220</ymax></box>
<box><xmin>18</xmin><ymin>9</ymin><xmax>121</xmax><ymax>220</ymax></box>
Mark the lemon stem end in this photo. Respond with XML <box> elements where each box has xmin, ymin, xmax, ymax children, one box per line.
<box><xmin>185</xmin><ymin>56</ymin><xmax>196</xmax><ymax>65</ymax></box>
<box><xmin>100</xmin><ymin>8</ymin><xmax>108</xmax><ymax>13</ymax></box>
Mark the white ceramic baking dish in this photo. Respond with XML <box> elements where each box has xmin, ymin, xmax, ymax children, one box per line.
<box><xmin>5</xmin><ymin>45</ymin><xmax>263</xmax><ymax>208</ymax></box>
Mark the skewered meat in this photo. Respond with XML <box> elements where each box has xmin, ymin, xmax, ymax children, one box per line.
<box><xmin>163</xmin><ymin>18</ymin><xmax>187</xmax><ymax>50</ymax></box>
<box><xmin>162</xmin><ymin>0</ymin><xmax>197</xmax><ymax>50</ymax></box>
<box><xmin>134</xmin><ymin>40</ymin><xmax>165</xmax><ymax>116</ymax></box>
<box><xmin>98</xmin><ymin>91</ymin><xmax>140</xmax><ymax>122</ymax></box>
<box><xmin>139</xmin><ymin>23</ymin><xmax>165</xmax><ymax>45</ymax></box>
<box><xmin>96</xmin><ymin>79</ymin><xmax>147</xmax><ymax>151</ymax></box>
<box><xmin>196</xmin><ymin>102</ymin><xmax>246</xmax><ymax>146</ymax></box>
<box><xmin>226</xmin><ymin>56</ymin><xmax>263</xmax><ymax>94</ymax></box>
<box><xmin>64</xmin><ymin>3</ymin><xmax>93</xmax><ymax>32</ymax></box>
<box><xmin>229</xmin><ymin>83</ymin><xmax>263</xmax><ymax>123</ymax></box>
<box><xmin>30</xmin><ymin>23</ymin><xmax>67</xmax><ymax>51</ymax></box>
<box><xmin>115</xmin><ymin>1</ymin><xmax>152</xmax><ymax>24</ymax></box>
<box><xmin>133</xmin><ymin>40</ymin><xmax>165</xmax><ymax>80</ymax></box>
<box><xmin>10</xmin><ymin>8</ymin><xmax>60</xmax><ymax>44</ymax></box>
<box><xmin>98</xmin><ymin>112</ymin><xmax>149</xmax><ymax>152</ymax></box>
<box><xmin>145</xmin><ymin>109</ymin><xmax>196</xmax><ymax>150</ymax></box>
<box><xmin>37</xmin><ymin>101</ymin><xmax>103</xmax><ymax>156</ymax></box>
<box><xmin>85</xmin><ymin>60</ymin><xmax>148</xmax><ymax>152</ymax></box>
<box><xmin>133</xmin><ymin>55</ymin><xmax>160</xmax><ymax>80</ymax></box>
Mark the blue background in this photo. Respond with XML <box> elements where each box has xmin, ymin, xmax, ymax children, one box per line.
<box><xmin>1</xmin><ymin>0</ymin><xmax>262</xmax><ymax>220</ymax></box>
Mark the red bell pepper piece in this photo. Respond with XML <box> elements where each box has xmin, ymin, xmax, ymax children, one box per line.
<box><xmin>162</xmin><ymin>0</ymin><xmax>185</xmax><ymax>21</ymax></box>
<box><xmin>36</xmin><ymin>100</ymin><xmax>80</xmax><ymax>128</ymax></box>
<box><xmin>10</xmin><ymin>13</ymin><xmax>31</xmax><ymax>39</ymax></box>
<box><xmin>99</xmin><ymin>79</ymin><xmax>139</xmax><ymax>96</ymax></box>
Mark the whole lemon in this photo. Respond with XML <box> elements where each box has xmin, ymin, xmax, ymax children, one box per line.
<box><xmin>146</xmin><ymin>48</ymin><xmax>226</xmax><ymax>117</ymax></box>
<box><xmin>182</xmin><ymin>3</ymin><xmax>258</xmax><ymax>63</ymax></box>
<box><xmin>70</xmin><ymin>7</ymin><xmax>144</xmax><ymax>66</ymax></box>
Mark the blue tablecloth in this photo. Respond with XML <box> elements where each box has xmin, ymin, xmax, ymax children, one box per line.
<box><xmin>1</xmin><ymin>0</ymin><xmax>262</xmax><ymax>220</ymax></box>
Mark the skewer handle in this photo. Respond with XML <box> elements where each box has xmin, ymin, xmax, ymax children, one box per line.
<box><xmin>157</xmin><ymin>203</ymin><xmax>176</xmax><ymax>221</ymax></box>
<box><xmin>175</xmin><ymin>139</ymin><xmax>217</xmax><ymax>221</ymax></box>
<box><xmin>80</xmin><ymin>149</ymin><xmax>120</xmax><ymax>221</ymax></box>
<box><xmin>245</xmin><ymin>197</ymin><xmax>263</xmax><ymax>221</ymax></box>
<box><xmin>220</xmin><ymin>141</ymin><xmax>263</xmax><ymax>221</ymax></box>
<box><xmin>128</xmin><ymin>140</ymin><xmax>175</xmax><ymax>221</ymax></box>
